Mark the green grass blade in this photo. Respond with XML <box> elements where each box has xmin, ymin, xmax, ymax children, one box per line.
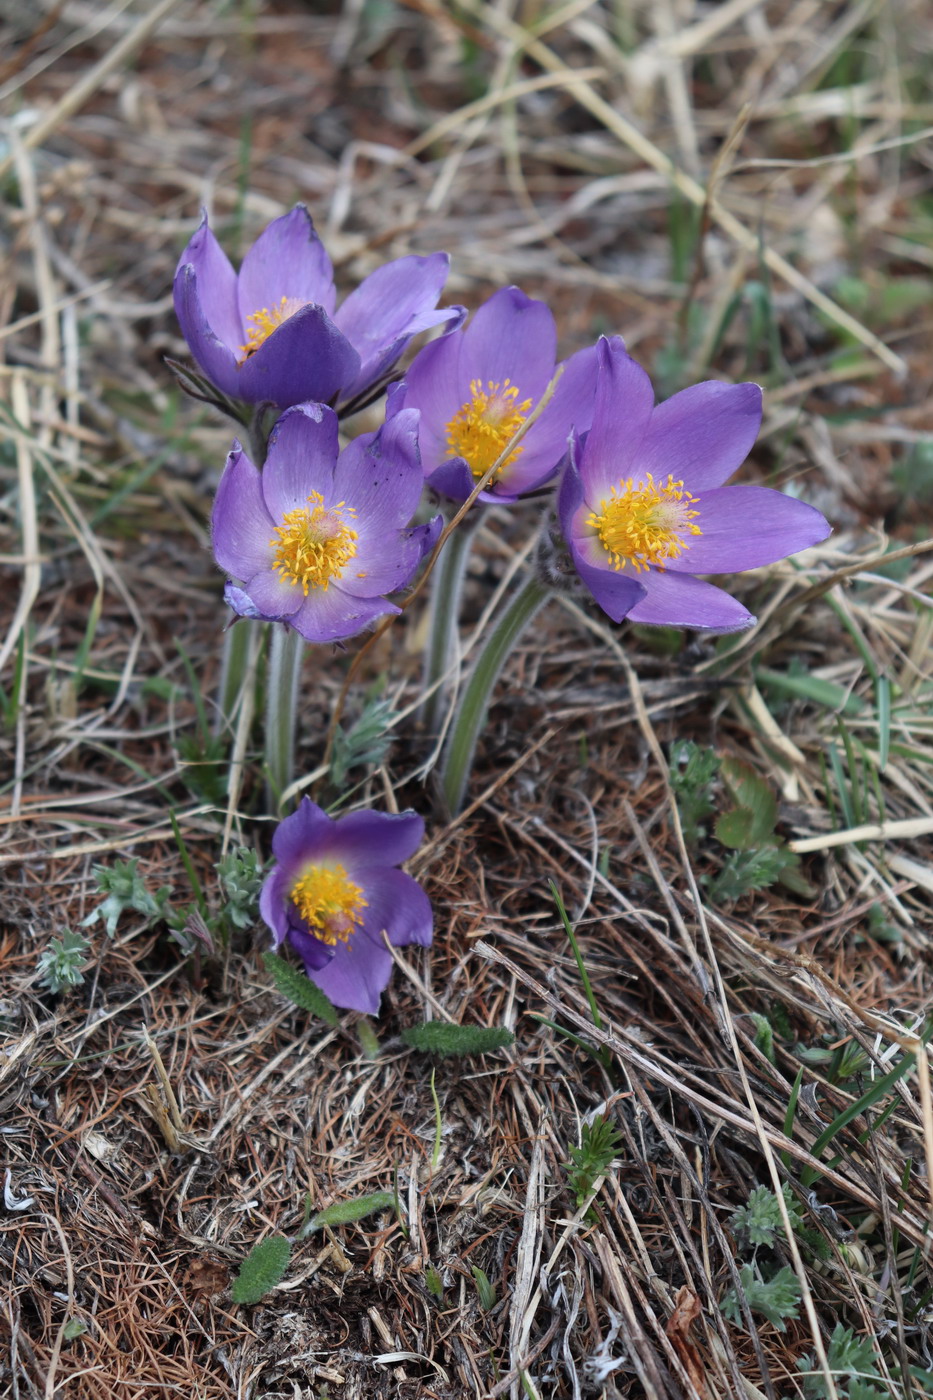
<box><xmin>549</xmin><ymin>880</ymin><xmax>602</xmax><ymax>1031</ymax></box>
<box><xmin>801</xmin><ymin>1024</ymin><xmax>932</xmax><ymax>1186</ymax></box>
<box><xmin>875</xmin><ymin>674</ymin><xmax>891</xmax><ymax>771</ymax></box>
<box><xmin>782</xmin><ymin>1065</ymin><xmax>804</xmax><ymax>1171</ymax></box>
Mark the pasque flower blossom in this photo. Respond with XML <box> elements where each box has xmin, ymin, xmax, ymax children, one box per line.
<box><xmin>212</xmin><ymin>402</ymin><xmax>439</xmax><ymax>643</ymax></box>
<box><xmin>174</xmin><ymin>206</ymin><xmax>458</xmax><ymax>411</ymax></box>
<box><xmin>557</xmin><ymin>337</ymin><xmax>831</xmax><ymax>631</ymax></box>
<box><xmin>260</xmin><ymin>797</ymin><xmax>432</xmax><ymax>1014</ymax></box>
<box><xmin>390</xmin><ymin>285</ymin><xmax>599</xmax><ymax>503</ymax></box>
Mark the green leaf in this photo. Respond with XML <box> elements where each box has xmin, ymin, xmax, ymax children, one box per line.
<box><xmin>231</xmin><ymin>1235</ymin><xmax>291</xmax><ymax>1305</ymax></box>
<box><xmin>83</xmin><ymin>857</ymin><xmax>162</xmax><ymax>936</ymax></box>
<box><xmin>329</xmin><ymin>692</ymin><xmax>397</xmax><ymax>789</ymax></box>
<box><xmin>262</xmin><ymin>952</ymin><xmax>338</xmax><ymax>1027</ymax></box>
<box><xmin>669</xmin><ymin>740</ymin><xmax>719</xmax><ymax>843</ymax></box>
<box><xmin>718</xmin><ymin>758</ymin><xmax>778</xmax><ymax>845</ymax></box>
<box><xmin>565</xmin><ymin>1116</ymin><xmax>623</xmax><ymax>1209</ymax></box>
<box><xmin>730</xmin><ymin>1184</ymin><xmax>802</xmax><ymax>1248</ymax></box>
<box><xmin>472</xmin><ymin>1265</ymin><xmax>497</xmax><ymax>1311</ymax></box>
<box><xmin>721</xmin><ymin>1263</ymin><xmax>800</xmax><ymax>1331</ymax></box>
<box><xmin>217</xmin><ymin>847</ymin><xmax>264</xmax><ymax>931</ymax></box>
<box><xmin>714</xmin><ymin>806</ymin><xmax>758</xmax><ymax>850</ymax></box>
<box><xmin>799</xmin><ymin>1322</ymin><xmax>882</xmax><ymax>1397</ymax></box>
<box><xmin>708</xmin><ymin>845</ymin><xmax>800</xmax><ymax>903</ymax></box>
<box><xmin>37</xmin><ymin>929</ymin><xmax>90</xmax><ymax>994</ymax></box>
<box><xmin>424</xmin><ymin>1265</ymin><xmax>444</xmax><ymax>1299</ymax></box>
<box><xmin>302</xmin><ymin>1190</ymin><xmax>396</xmax><ymax>1234</ymax></box>
<box><xmin>401</xmin><ymin>1022</ymin><xmax>514</xmax><ymax>1057</ymax></box>
<box><xmin>749</xmin><ymin>1013</ymin><xmax>775</xmax><ymax>1065</ymax></box>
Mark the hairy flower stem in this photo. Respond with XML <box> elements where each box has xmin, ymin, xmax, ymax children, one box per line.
<box><xmin>266</xmin><ymin>625</ymin><xmax>304</xmax><ymax>808</ymax></box>
<box><xmin>216</xmin><ymin>621</ymin><xmax>259</xmax><ymax>736</ymax></box>
<box><xmin>441</xmin><ymin>573</ymin><xmax>551</xmax><ymax>816</ymax></box>
<box><xmin>422</xmin><ymin>514</ymin><xmax>480</xmax><ymax>734</ymax></box>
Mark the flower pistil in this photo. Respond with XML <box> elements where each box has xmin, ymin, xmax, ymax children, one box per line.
<box><xmin>290</xmin><ymin>862</ymin><xmax>368</xmax><ymax>947</ymax></box>
<box><xmin>446</xmin><ymin>378</ymin><xmax>533</xmax><ymax>480</ymax></box>
<box><xmin>270</xmin><ymin>492</ymin><xmax>359</xmax><ymax>594</ymax></box>
<box><xmin>588</xmin><ymin>473</ymin><xmax>701</xmax><ymax>572</ymax></box>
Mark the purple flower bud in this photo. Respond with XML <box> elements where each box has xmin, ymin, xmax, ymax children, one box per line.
<box><xmin>212</xmin><ymin>403</ymin><xmax>440</xmax><ymax>643</ymax></box>
<box><xmin>557</xmin><ymin>338</ymin><xmax>831</xmax><ymax>631</ymax></box>
<box><xmin>260</xmin><ymin>797</ymin><xmax>432</xmax><ymax>1014</ymax></box>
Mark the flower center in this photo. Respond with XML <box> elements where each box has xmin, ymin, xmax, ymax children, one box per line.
<box><xmin>445</xmin><ymin>378</ymin><xmax>533</xmax><ymax>480</ymax></box>
<box><xmin>290</xmin><ymin>863</ymin><xmax>367</xmax><ymax>947</ymax></box>
<box><xmin>270</xmin><ymin>492</ymin><xmax>359</xmax><ymax>595</ymax></box>
<box><xmin>587</xmin><ymin>473</ymin><xmax>701</xmax><ymax>572</ymax></box>
<box><xmin>240</xmin><ymin>295</ymin><xmax>306</xmax><ymax>358</ymax></box>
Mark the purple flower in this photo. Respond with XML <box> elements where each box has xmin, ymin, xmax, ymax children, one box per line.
<box><xmin>390</xmin><ymin>285</ymin><xmax>599</xmax><ymax>503</ymax></box>
<box><xmin>260</xmin><ymin>797</ymin><xmax>432</xmax><ymax>1014</ymax></box>
<box><xmin>557</xmin><ymin>338</ymin><xmax>831</xmax><ymax>632</ymax></box>
<box><xmin>212</xmin><ymin>403</ymin><xmax>439</xmax><ymax>643</ymax></box>
<box><xmin>173</xmin><ymin>206</ymin><xmax>458</xmax><ymax>411</ymax></box>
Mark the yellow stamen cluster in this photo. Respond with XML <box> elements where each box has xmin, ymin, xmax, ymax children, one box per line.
<box><xmin>445</xmin><ymin>378</ymin><xmax>533</xmax><ymax>480</ymax></box>
<box><xmin>240</xmin><ymin>295</ymin><xmax>306</xmax><ymax>358</ymax></box>
<box><xmin>270</xmin><ymin>492</ymin><xmax>358</xmax><ymax>595</ymax></box>
<box><xmin>290</xmin><ymin>863</ymin><xmax>367</xmax><ymax>947</ymax></box>
<box><xmin>588</xmin><ymin>473</ymin><xmax>701</xmax><ymax>572</ymax></box>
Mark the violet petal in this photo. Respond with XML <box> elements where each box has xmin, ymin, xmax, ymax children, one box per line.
<box><xmin>289</xmin><ymin>584</ymin><xmax>400</xmax><ymax>644</ymax></box>
<box><xmin>301</xmin><ymin>929</ymin><xmax>393</xmax><ymax>1015</ymax></box>
<box><xmin>259</xmin><ymin>866</ymin><xmax>292</xmax><ymax>947</ymax></box>
<box><xmin>578</xmin><ymin>337</ymin><xmax>655</xmax><ymax>503</ymax></box>
<box><xmin>393</xmin><ymin>329</ymin><xmax>464</xmax><ymax>469</ymax></box>
<box><xmin>494</xmin><ymin>344</ymin><xmax>599</xmax><ymax>496</ymax></box>
<box><xmin>424</xmin><ymin>457</ymin><xmax>476</xmax><ymax>501</ymax></box>
<box><xmin>635</xmin><ymin>380</ymin><xmax>763</xmax><ymax>493</ymax></box>
<box><xmin>668</xmin><ymin>485</ymin><xmax>831</xmax><ymax>573</ymax></box>
<box><xmin>224</xmin><ymin>584</ymin><xmax>265</xmax><ymax>620</ymax></box>
<box><xmin>236</xmin><ymin>302</ymin><xmax>360</xmax><ymax>409</ymax></box>
<box><xmin>260</xmin><ymin>403</ymin><xmax>339</xmax><ymax>521</ymax></box>
<box><xmin>270</xmin><ymin>796</ymin><xmax>334</xmax><ymax>875</ymax></box>
<box><xmin>626</xmin><ymin>569</ymin><xmax>756</xmax><ymax>631</ymax></box>
<box><xmin>286</xmin><ymin>925</ymin><xmax>335</xmax><ymax>974</ymax></box>
<box><xmin>236</xmin><ymin>206</ymin><xmax>335</xmax><ymax>323</ymax></box>
<box><xmin>557</xmin><ymin>449</ymin><xmax>586</xmax><ymax>534</ymax></box>
<box><xmin>460</xmin><ymin>286</ymin><xmax>557</xmax><ymax>397</ymax></box>
<box><xmin>212</xmin><ymin>443</ymin><xmax>274</xmax><ymax>580</ymax></box>
<box><xmin>175</xmin><ymin>215</ymin><xmax>243</xmax><ymax>352</ymax></box>
<box><xmin>334</xmin><ymin>252</ymin><xmax>454</xmax><ymax>398</ymax></box>
<box><xmin>173</xmin><ymin>263</ymin><xmax>242</xmax><ymax>399</ymax></box>
<box><xmin>569</xmin><ymin>541</ymin><xmax>647</xmax><ymax>623</ymax></box>
<box><xmin>336</xmin><ymin>408</ymin><xmax>424</xmax><ymax>537</ymax></box>
<box><xmin>242</xmin><ymin>569</ymin><xmax>305</xmax><ymax>620</ymax></box>
<box><xmin>357</xmin><ymin>866</ymin><xmax>434</xmax><ymax>948</ymax></box>
<box><xmin>327</xmin><ymin>809</ymin><xmax>425</xmax><ymax>869</ymax></box>
<box><xmin>337</xmin><ymin>528</ymin><xmax>427</xmax><ymax>599</ymax></box>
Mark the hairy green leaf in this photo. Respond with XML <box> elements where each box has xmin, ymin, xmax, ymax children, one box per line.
<box><xmin>262</xmin><ymin>952</ymin><xmax>338</xmax><ymax>1026</ymax></box>
<box><xmin>401</xmin><ymin>1022</ymin><xmax>514</xmax><ymax>1057</ymax></box>
<box><xmin>231</xmin><ymin>1235</ymin><xmax>291</xmax><ymax>1305</ymax></box>
<box><xmin>303</xmin><ymin>1190</ymin><xmax>396</xmax><ymax>1234</ymax></box>
<box><xmin>721</xmin><ymin>1263</ymin><xmax>800</xmax><ymax>1331</ymax></box>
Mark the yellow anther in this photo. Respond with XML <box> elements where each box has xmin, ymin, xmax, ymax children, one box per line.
<box><xmin>270</xmin><ymin>492</ymin><xmax>358</xmax><ymax>595</ymax></box>
<box><xmin>290</xmin><ymin>863</ymin><xmax>367</xmax><ymax>947</ymax></box>
<box><xmin>587</xmin><ymin>473</ymin><xmax>701</xmax><ymax>572</ymax></box>
<box><xmin>445</xmin><ymin>378</ymin><xmax>533</xmax><ymax>480</ymax></box>
<box><xmin>240</xmin><ymin>295</ymin><xmax>306</xmax><ymax>358</ymax></box>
